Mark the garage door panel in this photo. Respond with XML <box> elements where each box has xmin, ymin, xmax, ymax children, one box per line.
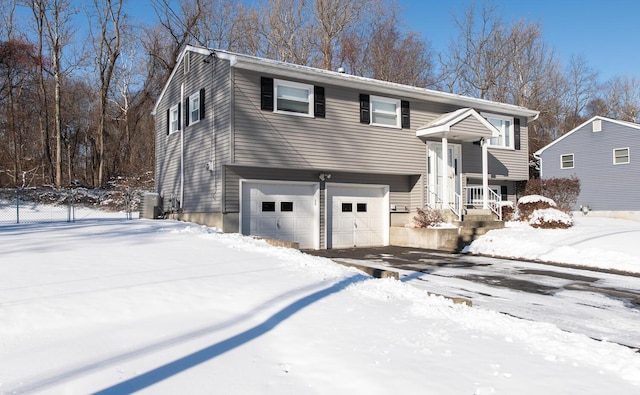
<box><xmin>241</xmin><ymin>181</ymin><xmax>319</xmax><ymax>249</ymax></box>
<box><xmin>327</xmin><ymin>184</ymin><xmax>388</xmax><ymax>249</ymax></box>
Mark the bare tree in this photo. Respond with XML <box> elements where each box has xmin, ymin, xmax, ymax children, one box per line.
<box><xmin>312</xmin><ymin>0</ymin><xmax>369</xmax><ymax>70</ymax></box>
<box><xmin>26</xmin><ymin>0</ymin><xmax>76</xmax><ymax>188</ymax></box>
<box><xmin>256</xmin><ymin>0</ymin><xmax>313</xmax><ymax>64</ymax></box>
<box><xmin>562</xmin><ymin>54</ymin><xmax>599</xmax><ymax>131</ymax></box>
<box><xmin>602</xmin><ymin>75</ymin><xmax>640</xmax><ymax>123</ymax></box>
<box><xmin>441</xmin><ymin>2</ymin><xmax>510</xmax><ymax>99</ymax></box>
<box><xmin>89</xmin><ymin>0</ymin><xmax>124</xmax><ymax>186</ymax></box>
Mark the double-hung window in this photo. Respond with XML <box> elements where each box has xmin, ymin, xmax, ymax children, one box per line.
<box><xmin>274</xmin><ymin>79</ymin><xmax>313</xmax><ymax>116</ymax></box>
<box><xmin>169</xmin><ymin>104</ymin><xmax>180</xmax><ymax>134</ymax></box>
<box><xmin>613</xmin><ymin>148</ymin><xmax>630</xmax><ymax>165</ymax></box>
<box><xmin>484</xmin><ymin>113</ymin><xmax>514</xmax><ymax>149</ymax></box>
<box><xmin>370</xmin><ymin>95</ymin><xmax>401</xmax><ymax>128</ymax></box>
<box><xmin>561</xmin><ymin>154</ymin><xmax>574</xmax><ymax>169</ymax></box>
<box><xmin>189</xmin><ymin>92</ymin><xmax>200</xmax><ymax>125</ymax></box>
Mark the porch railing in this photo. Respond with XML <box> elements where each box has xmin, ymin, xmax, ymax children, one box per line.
<box><xmin>464</xmin><ymin>186</ymin><xmax>502</xmax><ymax>221</ymax></box>
<box><xmin>426</xmin><ymin>189</ymin><xmax>462</xmax><ymax>221</ymax></box>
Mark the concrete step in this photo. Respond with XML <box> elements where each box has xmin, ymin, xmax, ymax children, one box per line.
<box><xmin>453</xmin><ymin>220</ymin><xmax>505</xmax><ymax>230</ymax></box>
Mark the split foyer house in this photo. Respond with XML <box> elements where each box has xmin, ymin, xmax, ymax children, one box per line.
<box><xmin>152</xmin><ymin>45</ymin><xmax>539</xmax><ymax>249</ymax></box>
<box><xmin>535</xmin><ymin>116</ymin><xmax>640</xmax><ymax>217</ymax></box>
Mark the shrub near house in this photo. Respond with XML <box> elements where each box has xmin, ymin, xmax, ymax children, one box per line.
<box><xmin>517</xmin><ymin>195</ymin><xmax>573</xmax><ymax>229</ymax></box>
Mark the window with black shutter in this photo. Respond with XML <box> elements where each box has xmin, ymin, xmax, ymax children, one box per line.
<box><xmin>359</xmin><ymin>94</ymin><xmax>370</xmax><ymax>123</ymax></box>
<box><xmin>261</xmin><ymin>77</ymin><xmax>274</xmax><ymax>111</ymax></box>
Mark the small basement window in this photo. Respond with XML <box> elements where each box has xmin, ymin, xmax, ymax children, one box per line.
<box><xmin>613</xmin><ymin>148</ymin><xmax>630</xmax><ymax>164</ymax></box>
<box><xmin>561</xmin><ymin>154</ymin><xmax>574</xmax><ymax>169</ymax></box>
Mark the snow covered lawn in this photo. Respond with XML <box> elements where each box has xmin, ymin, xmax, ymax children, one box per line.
<box><xmin>464</xmin><ymin>216</ymin><xmax>640</xmax><ymax>274</ymax></box>
<box><xmin>1</xmin><ymin>213</ymin><xmax>639</xmax><ymax>394</ymax></box>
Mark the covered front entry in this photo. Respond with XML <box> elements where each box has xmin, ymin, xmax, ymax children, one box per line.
<box><xmin>240</xmin><ymin>180</ymin><xmax>320</xmax><ymax>249</ymax></box>
<box><xmin>326</xmin><ymin>183</ymin><xmax>389</xmax><ymax>249</ymax></box>
<box><xmin>416</xmin><ymin>108</ymin><xmax>497</xmax><ymax>219</ymax></box>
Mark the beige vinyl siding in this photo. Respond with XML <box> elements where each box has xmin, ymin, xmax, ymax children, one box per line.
<box><xmin>454</xmin><ymin>116</ymin><xmax>491</xmax><ymax>136</ymax></box>
<box><xmin>225</xmin><ymin>166</ymin><xmax>412</xmax><ymax>212</ymax></box>
<box><xmin>232</xmin><ymin>69</ymin><xmax>426</xmax><ymax>173</ymax></box>
<box><xmin>461</xmin><ymin>118</ymin><xmax>529</xmax><ymax>181</ymax></box>
<box><xmin>155</xmin><ymin>52</ymin><xmax>232</xmax><ymax>213</ymax></box>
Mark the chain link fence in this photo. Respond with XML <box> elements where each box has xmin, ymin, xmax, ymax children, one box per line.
<box><xmin>0</xmin><ymin>187</ymin><xmax>139</xmax><ymax>224</ymax></box>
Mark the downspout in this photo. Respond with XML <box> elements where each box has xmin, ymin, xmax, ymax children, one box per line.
<box><xmin>180</xmin><ymin>83</ymin><xmax>184</xmax><ymax>209</ymax></box>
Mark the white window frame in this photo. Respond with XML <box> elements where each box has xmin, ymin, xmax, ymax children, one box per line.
<box><xmin>613</xmin><ymin>147</ymin><xmax>630</xmax><ymax>165</ymax></box>
<box><xmin>169</xmin><ymin>104</ymin><xmax>180</xmax><ymax>134</ymax></box>
<box><xmin>370</xmin><ymin>95</ymin><xmax>401</xmax><ymax>128</ymax></box>
<box><xmin>189</xmin><ymin>92</ymin><xmax>200</xmax><ymax>125</ymax></box>
<box><xmin>483</xmin><ymin>113</ymin><xmax>514</xmax><ymax>149</ymax></box>
<box><xmin>274</xmin><ymin>79</ymin><xmax>314</xmax><ymax>117</ymax></box>
<box><xmin>560</xmin><ymin>153</ymin><xmax>574</xmax><ymax>169</ymax></box>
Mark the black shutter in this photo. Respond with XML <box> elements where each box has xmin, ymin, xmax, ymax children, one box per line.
<box><xmin>199</xmin><ymin>88</ymin><xmax>205</xmax><ymax>119</ymax></box>
<box><xmin>359</xmin><ymin>94</ymin><xmax>370</xmax><ymax>123</ymax></box>
<box><xmin>314</xmin><ymin>86</ymin><xmax>325</xmax><ymax>118</ymax></box>
<box><xmin>401</xmin><ymin>100</ymin><xmax>410</xmax><ymax>128</ymax></box>
<box><xmin>166</xmin><ymin>108</ymin><xmax>170</xmax><ymax>135</ymax></box>
<box><xmin>514</xmin><ymin>118</ymin><xmax>521</xmax><ymax>150</ymax></box>
<box><xmin>177</xmin><ymin>103</ymin><xmax>181</xmax><ymax>131</ymax></box>
<box><xmin>261</xmin><ymin>77</ymin><xmax>274</xmax><ymax>111</ymax></box>
<box><xmin>500</xmin><ymin>185</ymin><xmax>508</xmax><ymax>201</ymax></box>
<box><xmin>184</xmin><ymin>97</ymin><xmax>190</xmax><ymax>127</ymax></box>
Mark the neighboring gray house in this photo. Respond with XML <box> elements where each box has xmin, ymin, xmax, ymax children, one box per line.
<box><xmin>152</xmin><ymin>45</ymin><xmax>538</xmax><ymax>249</ymax></box>
<box><xmin>535</xmin><ymin>116</ymin><xmax>640</xmax><ymax>217</ymax></box>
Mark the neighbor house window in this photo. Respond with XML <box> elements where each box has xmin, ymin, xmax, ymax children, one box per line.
<box><xmin>189</xmin><ymin>92</ymin><xmax>200</xmax><ymax>124</ymax></box>
<box><xmin>613</xmin><ymin>148</ymin><xmax>630</xmax><ymax>164</ymax></box>
<box><xmin>169</xmin><ymin>104</ymin><xmax>180</xmax><ymax>134</ymax></box>
<box><xmin>561</xmin><ymin>154</ymin><xmax>574</xmax><ymax>169</ymax></box>
<box><xmin>370</xmin><ymin>95</ymin><xmax>401</xmax><ymax>128</ymax></box>
<box><xmin>274</xmin><ymin>79</ymin><xmax>313</xmax><ymax>116</ymax></box>
<box><xmin>484</xmin><ymin>113</ymin><xmax>514</xmax><ymax>149</ymax></box>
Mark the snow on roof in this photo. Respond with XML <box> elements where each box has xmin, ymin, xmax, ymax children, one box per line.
<box><xmin>154</xmin><ymin>45</ymin><xmax>540</xmax><ymax>119</ymax></box>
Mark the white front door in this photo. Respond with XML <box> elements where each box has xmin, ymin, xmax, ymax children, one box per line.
<box><xmin>427</xmin><ymin>142</ymin><xmax>461</xmax><ymax>207</ymax></box>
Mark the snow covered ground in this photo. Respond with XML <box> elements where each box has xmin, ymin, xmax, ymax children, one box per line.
<box><xmin>464</xmin><ymin>215</ymin><xmax>640</xmax><ymax>274</ymax></box>
<box><xmin>1</xmin><ymin>209</ymin><xmax>639</xmax><ymax>394</ymax></box>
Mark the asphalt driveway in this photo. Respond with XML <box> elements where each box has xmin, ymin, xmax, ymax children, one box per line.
<box><xmin>305</xmin><ymin>246</ymin><xmax>640</xmax><ymax>349</ymax></box>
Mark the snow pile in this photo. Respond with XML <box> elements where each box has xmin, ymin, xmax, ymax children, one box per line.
<box><xmin>518</xmin><ymin>194</ymin><xmax>556</xmax><ymax>206</ymax></box>
<box><xmin>529</xmin><ymin>207</ymin><xmax>574</xmax><ymax>228</ymax></box>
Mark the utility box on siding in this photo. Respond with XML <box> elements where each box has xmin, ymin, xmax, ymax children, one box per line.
<box><xmin>140</xmin><ymin>193</ymin><xmax>162</xmax><ymax>219</ymax></box>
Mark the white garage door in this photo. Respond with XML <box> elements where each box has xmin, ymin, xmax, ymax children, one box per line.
<box><xmin>327</xmin><ymin>183</ymin><xmax>389</xmax><ymax>249</ymax></box>
<box><xmin>241</xmin><ymin>181</ymin><xmax>319</xmax><ymax>249</ymax></box>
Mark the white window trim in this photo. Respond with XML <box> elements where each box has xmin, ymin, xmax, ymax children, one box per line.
<box><xmin>370</xmin><ymin>95</ymin><xmax>401</xmax><ymax>129</ymax></box>
<box><xmin>560</xmin><ymin>153</ymin><xmax>574</xmax><ymax>169</ymax></box>
<box><xmin>613</xmin><ymin>147</ymin><xmax>630</xmax><ymax>165</ymax></box>
<box><xmin>189</xmin><ymin>92</ymin><xmax>200</xmax><ymax>125</ymax></box>
<box><xmin>169</xmin><ymin>104</ymin><xmax>180</xmax><ymax>134</ymax></box>
<box><xmin>274</xmin><ymin>79</ymin><xmax>314</xmax><ymax>117</ymax></box>
<box><xmin>482</xmin><ymin>112</ymin><xmax>514</xmax><ymax>150</ymax></box>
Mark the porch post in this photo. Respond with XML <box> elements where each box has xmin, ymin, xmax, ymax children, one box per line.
<box><xmin>481</xmin><ymin>138</ymin><xmax>489</xmax><ymax>209</ymax></box>
<box><xmin>442</xmin><ymin>135</ymin><xmax>448</xmax><ymax>210</ymax></box>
